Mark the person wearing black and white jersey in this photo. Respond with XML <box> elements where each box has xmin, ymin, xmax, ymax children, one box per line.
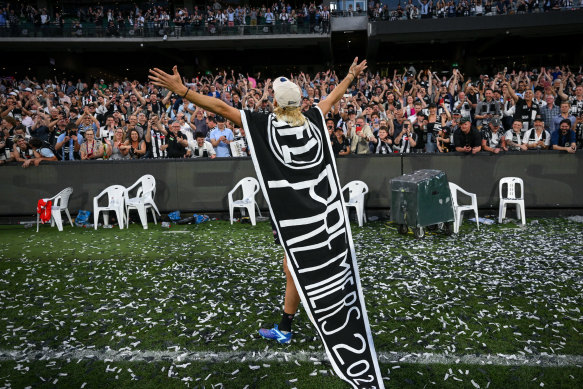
<box><xmin>475</xmin><ymin>88</ymin><xmax>501</xmax><ymax>128</ymax></box>
<box><xmin>575</xmin><ymin>114</ymin><xmax>583</xmax><ymax>149</ymax></box>
<box><xmin>147</xmin><ymin>115</ymin><xmax>168</xmax><ymax>159</ymax></box>
<box><xmin>504</xmin><ymin>119</ymin><xmax>528</xmax><ymax>151</ymax></box>
<box><xmin>425</xmin><ymin>103</ymin><xmax>449</xmax><ymax>153</ymax></box>
<box><xmin>11</xmin><ymin>135</ymin><xmax>34</xmax><ymax>161</ymax></box>
<box><xmin>437</xmin><ymin>109</ymin><xmax>459</xmax><ymax>153</ymax></box>
<box><xmin>558</xmin><ymin>85</ymin><xmax>583</xmax><ymax>118</ymax></box>
<box><xmin>98</xmin><ymin>115</ymin><xmax>118</xmax><ymax>142</ymax></box>
<box><xmin>481</xmin><ymin>116</ymin><xmax>506</xmax><ymax>154</ymax></box>
<box><xmin>369</xmin><ymin>125</ymin><xmax>393</xmax><ymax>154</ymax></box>
<box><xmin>393</xmin><ymin>119</ymin><xmax>418</xmax><ymax>153</ymax></box>
<box><xmin>523</xmin><ymin>115</ymin><xmax>550</xmax><ymax>150</ymax></box>
<box><xmin>506</xmin><ymin>82</ymin><xmax>540</xmax><ymax>133</ymax></box>
<box><xmin>453</xmin><ymin>91</ymin><xmax>473</xmax><ymax>121</ymax></box>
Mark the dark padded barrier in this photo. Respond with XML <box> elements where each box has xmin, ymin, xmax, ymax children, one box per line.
<box><xmin>0</xmin><ymin>152</ymin><xmax>581</xmax><ymax>216</ymax></box>
<box><xmin>402</xmin><ymin>152</ymin><xmax>583</xmax><ymax>209</ymax></box>
<box><xmin>335</xmin><ymin>154</ymin><xmax>402</xmax><ymax>209</ymax></box>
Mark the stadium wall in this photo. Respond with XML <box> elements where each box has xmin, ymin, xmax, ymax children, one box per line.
<box><xmin>1</xmin><ymin>152</ymin><xmax>582</xmax><ymax>217</ymax></box>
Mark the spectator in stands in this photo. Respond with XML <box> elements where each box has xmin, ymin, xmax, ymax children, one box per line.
<box><xmin>105</xmin><ymin>128</ymin><xmax>128</xmax><ymax>160</ymax></box>
<box><xmin>369</xmin><ymin>125</ymin><xmax>393</xmax><ymax>154</ymax></box>
<box><xmin>123</xmin><ymin>128</ymin><xmax>146</xmax><ymax>159</ymax></box>
<box><xmin>77</xmin><ymin>106</ymin><xmax>100</xmax><ymax>137</ymax></box>
<box><xmin>523</xmin><ymin>115</ymin><xmax>551</xmax><ymax>150</ymax></box>
<box><xmin>348</xmin><ymin>116</ymin><xmax>373</xmax><ymax>154</ymax></box>
<box><xmin>80</xmin><ymin>128</ymin><xmax>104</xmax><ymax>160</ymax></box>
<box><xmin>145</xmin><ymin>115</ymin><xmax>167</xmax><ymax>159</ymax></box>
<box><xmin>98</xmin><ymin>115</ymin><xmax>117</xmax><ymax>142</ymax></box>
<box><xmin>0</xmin><ymin>127</ymin><xmax>8</xmax><ymax>165</ymax></box>
<box><xmin>165</xmin><ymin>120</ymin><xmax>188</xmax><ymax>158</ymax></box>
<box><xmin>190</xmin><ymin>131</ymin><xmax>216</xmax><ymax>158</ymax></box>
<box><xmin>562</xmin><ymin>85</ymin><xmax>583</xmax><ymax>117</ymax></box>
<box><xmin>453</xmin><ymin>90</ymin><xmax>473</xmax><ymax>121</ymax></box>
<box><xmin>553</xmin><ymin>101</ymin><xmax>576</xmax><ymax>132</ymax></box>
<box><xmin>209</xmin><ymin>115</ymin><xmax>234</xmax><ymax>157</ymax></box>
<box><xmin>475</xmin><ymin>88</ymin><xmax>502</xmax><ymax>129</ymax></box>
<box><xmin>481</xmin><ymin>116</ymin><xmax>506</xmax><ymax>153</ymax></box>
<box><xmin>123</xmin><ymin>114</ymin><xmax>141</xmax><ymax>139</ymax></box>
<box><xmin>55</xmin><ymin>123</ymin><xmax>83</xmax><ymax>160</ymax></box>
<box><xmin>21</xmin><ymin>137</ymin><xmax>57</xmax><ymax>167</ymax></box>
<box><xmin>425</xmin><ymin>103</ymin><xmax>447</xmax><ymax>153</ymax></box>
<box><xmin>505</xmin><ymin>119</ymin><xmax>528</xmax><ymax>151</ymax></box>
<box><xmin>393</xmin><ymin>119</ymin><xmax>418</xmax><ymax>153</ymax></box>
<box><xmin>540</xmin><ymin>94</ymin><xmax>560</xmax><ymax>131</ymax></box>
<box><xmin>551</xmin><ymin>119</ymin><xmax>577</xmax><ymax>153</ymax></box>
<box><xmin>454</xmin><ymin>117</ymin><xmax>481</xmax><ymax>154</ymax></box>
<box><xmin>11</xmin><ymin>135</ymin><xmax>34</xmax><ymax>162</ymax></box>
<box><xmin>575</xmin><ymin>113</ymin><xmax>583</xmax><ymax>149</ymax></box>
<box><xmin>28</xmin><ymin>111</ymin><xmax>50</xmax><ymax>142</ymax></box>
<box><xmin>506</xmin><ymin>82</ymin><xmax>540</xmax><ymax>133</ymax></box>
<box><xmin>437</xmin><ymin>110</ymin><xmax>459</xmax><ymax>153</ymax></box>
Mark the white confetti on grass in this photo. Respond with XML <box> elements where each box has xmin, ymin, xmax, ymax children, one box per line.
<box><xmin>0</xmin><ymin>219</ymin><xmax>582</xmax><ymax>387</ymax></box>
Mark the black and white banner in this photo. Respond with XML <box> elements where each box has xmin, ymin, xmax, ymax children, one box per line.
<box><xmin>241</xmin><ymin>107</ymin><xmax>383</xmax><ymax>389</ymax></box>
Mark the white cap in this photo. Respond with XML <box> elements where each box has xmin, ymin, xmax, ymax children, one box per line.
<box><xmin>24</xmin><ymin>87</ymin><xmax>33</xmax><ymax>92</ymax></box>
<box><xmin>273</xmin><ymin>77</ymin><xmax>301</xmax><ymax>108</ymax></box>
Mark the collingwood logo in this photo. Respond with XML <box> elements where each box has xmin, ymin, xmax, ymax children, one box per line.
<box><xmin>268</xmin><ymin>115</ymin><xmax>324</xmax><ymax>169</ymax></box>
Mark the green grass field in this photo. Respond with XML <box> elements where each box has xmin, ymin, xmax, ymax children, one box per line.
<box><xmin>0</xmin><ymin>217</ymin><xmax>582</xmax><ymax>388</ymax></box>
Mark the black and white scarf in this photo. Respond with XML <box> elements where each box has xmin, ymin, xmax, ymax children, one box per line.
<box><xmin>241</xmin><ymin>107</ymin><xmax>383</xmax><ymax>388</ymax></box>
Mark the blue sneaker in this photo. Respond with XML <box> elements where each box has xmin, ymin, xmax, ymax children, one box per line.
<box><xmin>258</xmin><ymin>324</ymin><xmax>292</xmax><ymax>344</ymax></box>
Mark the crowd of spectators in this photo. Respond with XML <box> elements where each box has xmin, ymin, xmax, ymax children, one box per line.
<box><xmin>0</xmin><ymin>1</ymin><xmax>331</xmax><ymax>37</ymax></box>
<box><xmin>366</xmin><ymin>0</ymin><xmax>583</xmax><ymax>21</ymax></box>
<box><xmin>1</xmin><ymin>1</ymin><xmax>581</xmax><ymax>38</ymax></box>
<box><xmin>1</xmin><ymin>63</ymin><xmax>581</xmax><ymax>167</ymax></box>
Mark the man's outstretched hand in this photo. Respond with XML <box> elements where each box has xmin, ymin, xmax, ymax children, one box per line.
<box><xmin>349</xmin><ymin>57</ymin><xmax>368</xmax><ymax>79</ymax></box>
<box><xmin>149</xmin><ymin>66</ymin><xmax>185</xmax><ymax>95</ymax></box>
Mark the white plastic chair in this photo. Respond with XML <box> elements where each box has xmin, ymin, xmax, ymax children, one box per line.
<box><xmin>125</xmin><ymin>174</ymin><xmax>161</xmax><ymax>230</ymax></box>
<box><xmin>93</xmin><ymin>185</ymin><xmax>127</xmax><ymax>230</ymax></box>
<box><xmin>228</xmin><ymin>177</ymin><xmax>261</xmax><ymax>226</ymax></box>
<box><xmin>36</xmin><ymin>187</ymin><xmax>74</xmax><ymax>232</ymax></box>
<box><xmin>498</xmin><ymin>177</ymin><xmax>526</xmax><ymax>225</ymax></box>
<box><xmin>342</xmin><ymin>180</ymin><xmax>369</xmax><ymax>227</ymax></box>
<box><xmin>449</xmin><ymin>182</ymin><xmax>479</xmax><ymax>234</ymax></box>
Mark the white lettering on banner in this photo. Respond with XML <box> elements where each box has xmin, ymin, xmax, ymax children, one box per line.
<box><xmin>308</xmin><ymin>270</ymin><xmax>354</xmax><ymax>309</ymax></box>
<box><xmin>315</xmin><ymin>291</ymin><xmax>357</xmax><ymax>322</ymax></box>
<box><xmin>332</xmin><ymin>334</ymin><xmax>367</xmax><ymax>364</ymax></box>
<box><xmin>268</xmin><ymin>164</ymin><xmax>337</xmax><ymax>205</ymax></box>
<box><xmin>305</xmin><ymin>256</ymin><xmax>351</xmax><ymax>291</ymax></box>
<box><xmin>322</xmin><ymin>305</ymin><xmax>361</xmax><ymax>335</ymax></box>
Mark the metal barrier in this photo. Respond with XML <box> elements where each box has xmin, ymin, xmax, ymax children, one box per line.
<box><xmin>0</xmin><ymin>21</ymin><xmax>322</xmax><ymax>39</ymax></box>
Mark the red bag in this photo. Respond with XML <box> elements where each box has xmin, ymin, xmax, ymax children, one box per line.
<box><xmin>37</xmin><ymin>199</ymin><xmax>53</xmax><ymax>224</ymax></box>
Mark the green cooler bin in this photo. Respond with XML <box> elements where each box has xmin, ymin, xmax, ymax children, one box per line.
<box><xmin>390</xmin><ymin>169</ymin><xmax>455</xmax><ymax>238</ymax></box>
